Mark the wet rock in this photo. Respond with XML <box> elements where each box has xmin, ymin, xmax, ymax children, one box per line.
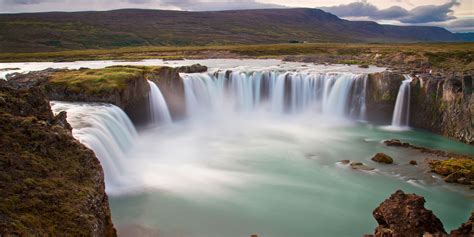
<box><xmin>409</xmin><ymin>160</ymin><xmax>417</xmax><ymax>165</ymax></box>
<box><xmin>372</xmin><ymin>190</ymin><xmax>446</xmax><ymax>237</ymax></box>
<box><xmin>340</xmin><ymin>160</ymin><xmax>351</xmax><ymax>165</ymax></box>
<box><xmin>371</xmin><ymin>153</ymin><xmax>394</xmax><ymax>164</ymax></box>
<box><xmin>427</xmin><ymin>158</ymin><xmax>474</xmax><ymax>186</ymax></box>
<box><xmin>350</xmin><ymin>162</ymin><xmax>375</xmax><ymax>171</ymax></box>
<box><xmin>450</xmin><ymin>211</ymin><xmax>474</xmax><ymax>236</ymax></box>
<box><xmin>384</xmin><ymin>139</ymin><xmax>410</xmax><ymax>147</ymax></box>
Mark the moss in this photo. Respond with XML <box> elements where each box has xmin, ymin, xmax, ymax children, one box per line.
<box><xmin>428</xmin><ymin>158</ymin><xmax>474</xmax><ymax>185</ymax></box>
<box><xmin>49</xmin><ymin>66</ymin><xmax>148</xmax><ymax>94</ymax></box>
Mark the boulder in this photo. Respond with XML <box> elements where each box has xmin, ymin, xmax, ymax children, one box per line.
<box><xmin>372</xmin><ymin>190</ymin><xmax>446</xmax><ymax>237</ymax></box>
<box><xmin>371</xmin><ymin>153</ymin><xmax>394</xmax><ymax>164</ymax></box>
<box><xmin>350</xmin><ymin>162</ymin><xmax>375</xmax><ymax>171</ymax></box>
<box><xmin>409</xmin><ymin>160</ymin><xmax>417</xmax><ymax>165</ymax></box>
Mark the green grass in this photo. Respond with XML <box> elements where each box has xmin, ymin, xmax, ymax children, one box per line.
<box><xmin>49</xmin><ymin>66</ymin><xmax>157</xmax><ymax>94</ymax></box>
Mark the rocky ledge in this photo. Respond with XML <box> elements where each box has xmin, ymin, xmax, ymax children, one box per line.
<box><xmin>384</xmin><ymin>139</ymin><xmax>473</xmax><ymax>187</ymax></box>
<box><xmin>368</xmin><ymin>190</ymin><xmax>473</xmax><ymax>237</ymax></box>
<box><xmin>6</xmin><ymin>64</ymin><xmax>207</xmax><ymax>124</ymax></box>
<box><xmin>0</xmin><ymin>83</ymin><xmax>116</xmax><ymax>236</ymax></box>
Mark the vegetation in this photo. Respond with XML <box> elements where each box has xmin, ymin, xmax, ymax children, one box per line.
<box><xmin>0</xmin><ymin>8</ymin><xmax>461</xmax><ymax>53</ymax></box>
<box><xmin>49</xmin><ymin>66</ymin><xmax>158</xmax><ymax>94</ymax></box>
<box><xmin>0</xmin><ymin>43</ymin><xmax>473</xmax><ymax>72</ymax></box>
<box><xmin>0</xmin><ymin>86</ymin><xmax>115</xmax><ymax>236</ymax></box>
<box><xmin>428</xmin><ymin>158</ymin><xmax>474</xmax><ymax>185</ymax></box>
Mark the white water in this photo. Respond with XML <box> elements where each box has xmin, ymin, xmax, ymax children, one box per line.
<box><xmin>44</xmin><ymin>61</ymin><xmax>473</xmax><ymax>236</ymax></box>
<box><xmin>50</xmin><ymin>101</ymin><xmax>138</xmax><ymax>191</ymax></box>
<box><xmin>182</xmin><ymin>71</ymin><xmax>368</xmax><ymax>120</ymax></box>
<box><xmin>391</xmin><ymin>75</ymin><xmax>413</xmax><ymax>128</ymax></box>
<box><xmin>148</xmin><ymin>80</ymin><xmax>172</xmax><ymax>125</ymax></box>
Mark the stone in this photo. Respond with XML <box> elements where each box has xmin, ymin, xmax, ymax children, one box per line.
<box><xmin>450</xmin><ymin>211</ymin><xmax>474</xmax><ymax>236</ymax></box>
<box><xmin>409</xmin><ymin>160</ymin><xmax>417</xmax><ymax>165</ymax></box>
<box><xmin>384</xmin><ymin>139</ymin><xmax>409</xmax><ymax>147</ymax></box>
<box><xmin>340</xmin><ymin>160</ymin><xmax>351</xmax><ymax>164</ymax></box>
<box><xmin>372</xmin><ymin>190</ymin><xmax>446</xmax><ymax>237</ymax></box>
<box><xmin>371</xmin><ymin>153</ymin><xmax>394</xmax><ymax>164</ymax></box>
<box><xmin>350</xmin><ymin>162</ymin><xmax>375</xmax><ymax>171</ymax></box>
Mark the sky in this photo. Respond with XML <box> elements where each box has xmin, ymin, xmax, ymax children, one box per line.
<box><xmin>0</xmin><ymin>0</ymin><xmax>472</xmax><ymax>32</ymax></box>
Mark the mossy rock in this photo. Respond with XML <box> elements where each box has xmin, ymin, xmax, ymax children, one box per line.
<box><xmin>428</xmin><ymin>158</ymin><xmax>474</xmax><ymax>185</ymax></box>
<box><xmin>371</xmin><ymin>153</ymin><xmax>394</xmax><ymax>164</ymax></box>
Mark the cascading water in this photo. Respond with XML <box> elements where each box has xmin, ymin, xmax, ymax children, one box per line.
<box><xmin>148</xmin><ymin>80</ymin><xmax>172</xmax><ymax>125</ymax></box>
<box><xmin>182</xmin><ymin>71</ymin><xmax>369</xmax><ymax>119</ymax></box>
<box><xmin>50</xmin><ymin>101</ymin><xmax>137</xmax><ymax>191</ymax></box>
<box><xmin>391</xmin><ymin>75</ymin><xmax>413</xmax><ymax>128</ymax></box>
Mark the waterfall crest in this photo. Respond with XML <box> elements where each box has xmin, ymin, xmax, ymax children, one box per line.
<box><xmin>51</xmin><ymin>102</ymin><xmax>137</xmax><ymax>190</ymax></box>
<box><xmin>391</xmin><ymin>75</ymin><xmax>413</xmax><ymax>128</ymax></box>
<box><xmin>148</xmin><ymin>80</ymin><xmax>172</xmax><ymax>125</ymax></box>
<box><xmin>182</xmin><ymin>71</ymin><xmax>368</xmax><ymax>119</ymax></box>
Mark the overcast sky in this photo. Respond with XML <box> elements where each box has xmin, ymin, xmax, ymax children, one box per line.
<box><xmin>0</xmin><ymin>0</ymin><xmax>472</xmax><ymax>32</ymax></box>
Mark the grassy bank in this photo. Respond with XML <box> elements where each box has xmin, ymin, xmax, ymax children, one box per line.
<box><xmin>0</xmin><ymin>43</ymin><xmax>473</xmax><ymax>71</ymax></box>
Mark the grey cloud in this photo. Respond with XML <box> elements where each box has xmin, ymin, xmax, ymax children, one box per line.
<box><xmin>321</xmin><ymin>0</ymin><xmax>461</xmax><ymax>24</ymax></box>
<box><xmin>2</xmin><ymin>0</ymin><xmax>43</xmax><ymax>4</ymax></box>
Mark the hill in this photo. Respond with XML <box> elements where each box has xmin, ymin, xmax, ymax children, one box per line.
<box><xmin>0</xmin><ymin>8</ymin><xmax>462</xmax><ymax>53</ymax></box>
<box><xmin>454</xmin><ymin>33</ymin><xmax>474</xmax><ymax>42</ymax></box>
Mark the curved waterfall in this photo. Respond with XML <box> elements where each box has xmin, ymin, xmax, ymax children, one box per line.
<box><xmin>50</xmin><ymin>101</ymin><xmax>137</xmax><ymax>190</ymax></box>
<box><xmin>148</xmin><ymin>80</ymin><xmax>172</xmax><ymax>125</ymax></box>
<box><xmin>182</xmin><ymin>71</ymin><xmax>368</xmax><ymax>119</ymax></box>
<box><xmin>391</xmin><ymin>75</ymin><xmax>413</xmax><ymax>128</ymax></box>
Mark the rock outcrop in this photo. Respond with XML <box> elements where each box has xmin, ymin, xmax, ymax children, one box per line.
<box><xmin>450</xmin><ymin>211</ymin><xmax>474</xmax><ymax>236</ymax></box>
<box><xmin>148</xmin><ymin>64</ymin><xmax>207</xmax><ymax>119</ymax></box>
<box><xmin>410</xmin><ymin>74</ymin><xmax>472</xmax><ymax>144</ymax></box>
<box><xmin>0</xmin><ymin>85</ymin><xmax>116</xmax><ymax>236</ymax></box>
<box><xmin>372</xmin><ymin>190</ymin><xmax>446</xmax><ymax>237</ymax></box>
<box><xmin>371</xmin><ymin>153</ymin><xmax>394</xmax><ymax>164</ymax></box>
<box><xmin>366</xmin><ymin>72</ymin><xmax>403</xmax><ymax>123</ymax></box>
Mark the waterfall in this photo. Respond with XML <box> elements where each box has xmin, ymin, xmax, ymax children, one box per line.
<box><xmin>148</xmin><ymin>80</ymin><xmax>172</xmax><ymax>125</ymax></box>
<box><xmin>182</xmin><ymin>71</ymin><xmax>368</xmax><ymax>119</ymax></box>
<box><xmin>391</xmin><ymin>75</ymin><xmax>413</xmax><ymax>127</ymax></box>
<box><xmin>50</xmin><ymin>101</ymin><xmax>137</xmax><ymax>190</ymax></box>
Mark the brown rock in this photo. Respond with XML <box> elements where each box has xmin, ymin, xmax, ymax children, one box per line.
<box><xmin>371</xmin><ymin>153</ymin><xmax>394</xmax><ymax>164</ymax></box>
<box><xmin>384</xmin><ymin>139</ymin><xmax>409</xmax><ymax>147</ymax></box>
<box><xmin>450</xmin><ymin>211</ymin><xmax>474</xmax><ymax>236</ymax></box>
<box><xmin>409</xmin><ymin>160</ymin><xmax>417</xmax><ymax>165</ymax></box>
<box><xmin>340</xmin><ymin>160</ymin><xmax>351</xmax><ymax>164</ymax></box>
<box><xmin>350</xmin><ymin>162</ymin><xmax>375</xmax><ymax>171</ymax></box>
<box><xmin>372</xmin><ymin>190</ymin><xmax>446</xmax><ymax>237</ymax></box>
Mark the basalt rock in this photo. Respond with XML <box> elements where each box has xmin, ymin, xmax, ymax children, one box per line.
<box><xmin>372</xmin><ymin>190</ymin><xmax>446</xmax><ymax>237</ymax></box>
<box><xmin>366</xmin><ymin>72</ymin><xmax>404</xmax><ymax>123</ymax></box>
<box><xmin>371</xmin><ymin>153</ymin><xmax>394</xmax><ymax>164</ymax></box>
<box><xmin>0</xmin><ymin>85</ymin><xmax>116</xmax><ymax>236</ymax></box>
<box><xmin>148</xmin><ymin>64</ymin><xmax>207</xmax><ymax>119</ymax></box>
<box><xmin>410</xmin><ymin>74</ymin><xmax>472</xmax><ymax>144</ymax></box>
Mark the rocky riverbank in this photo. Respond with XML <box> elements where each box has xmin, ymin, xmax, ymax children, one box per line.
<box><xmin>368</xmin><ymin>190</ymin><xmax>473</xmax><ymax>237</ymax></box>
<box><xmin>0</xmin><ymin>82</ymin><xmax>116</xmax><ymax>236</ymax></box>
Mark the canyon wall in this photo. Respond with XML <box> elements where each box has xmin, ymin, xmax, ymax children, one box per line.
<box><xmin>410</xmin><ymin>74</ymin><xmax>472</xmax><ymax>144</ymax></box>
<box><xmin>0</xmin><ymin>83</ymin><xmax>116</xmax><ymax>236</ymax></box>
<box><xmin>365</xmin><ymin>72</ymin><xmax>403</xmax><ymax>123</ymax></box>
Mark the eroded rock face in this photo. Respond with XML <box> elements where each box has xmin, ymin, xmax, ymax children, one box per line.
<box><xmin>372</xmin><ymin>190</ymin><xmax>446</xmax><ymax>237</ymax></box>
<box><xmin>148</xmin><ymin>64</ymin><xmax>208</xmax><ymax>120</ymax></box>
<box><xmin>410</xmin><ymin>74</ymin><xmax>472</xmax><ymax>144</ymax></box>
<box><xmin>366</xmin><ymin>72</ymin><xmax>403</xmax><ymax>123</ymax></box>
<box><xmin>0</xmin><ymin>85</ymin><xmax>116</xmax><ymax>236</ymax></box>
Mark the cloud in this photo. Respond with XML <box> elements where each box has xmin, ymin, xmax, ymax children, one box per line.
<box><xmin>0</xmin><ymin>0</ymin><xmax>283</xmax><ymax>11</ymax></box>
<box><xmin>321</xmin><ymin>0</ymin><xmax>460</xmax><ymax>24</ymax></box>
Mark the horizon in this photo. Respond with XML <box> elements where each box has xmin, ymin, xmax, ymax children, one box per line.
<box><xmin>0</xmin><ymin>0</ymin><xmax>472</xmax><ymax>32</ymax></box>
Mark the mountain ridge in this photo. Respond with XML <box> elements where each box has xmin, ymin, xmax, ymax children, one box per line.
<box><xmin>0</xmin><ymin>8</ymin><xmax>462</xmax><ymax>53</ymax></box>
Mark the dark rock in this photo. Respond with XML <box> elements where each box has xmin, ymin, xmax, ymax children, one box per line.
<box><xmin>340</xmin><ymin>160</ymin><xmax>351</xmax><ymax>165</ymax></box>
<box><xmin>365</xmin><ymin>72</ymin><xmax>403</xmax><ymax>123</ymax></box>
<box><xmin>450</xmin><ymin>211</ymin><xmax>474</xmax><ymax>236</ymax></box>
<box><xmin>0</xmin><ymin>86</ymin><xmax>116</xmax><ymax>236</ymax></box>
<box><xmin>372</xmin><ymin>190</ymin><xmax>446</xmax><ymax>237</ymax></box>
<box><xmin>359</xmin><ymin>64</ymin><xmax>369</xmax><ymax>68</ymax></box>
<box><xmin>350</xmin><ymin>162</ymin><xmax>375</xmax><ymax>171</ymax></box>
<box><xmin>384</xmin><ymin>139</ymin><xmax>410</xmax><ymax>147</ymax></box>
<box><xmin>371</xmin><ymin>153</ymin><xmax>394</xmax><ymax>164</ymax></box>
<box><xmin>409</xmin><ymin>160</ymin><xmax>417</xmax><ymax>165</ymax></box>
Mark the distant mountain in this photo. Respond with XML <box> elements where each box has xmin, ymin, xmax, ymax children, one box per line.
<box><xmin>454</xmin><ymin>33</ymin><xmax>474</xmax><ymax>42</ymax></box>
<box><xmin>0</xmin><ymin>8</ymin><xmax>462</xmax><ymax>53</ymax></box>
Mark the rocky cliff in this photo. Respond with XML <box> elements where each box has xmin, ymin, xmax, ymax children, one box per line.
<box><xmin>369</xmin><ymin>190</ymin><xmax>473</xmax><ymax>237</ymax></box>
<box><xmin>366</xmin><ymin>72</ymin><xmax>403</xmax><ymax>123</ymax></box>
<box><xmin>0</xmin><ymin>84</ymin><xmax>116</xmax><ymax>236</ymax></box>
<box><xmin>410</xmin><ymin>74</ymin><xmax>473</xmax><ymax>144</ymax></box>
